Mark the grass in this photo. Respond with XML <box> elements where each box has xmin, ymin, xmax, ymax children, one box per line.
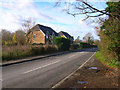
<box><xmin>2</xmin><ymin>43</ymin><xmax>98</xmax><ymax>63</ymax></box>
<box><xmin>95</xmin><ymin>51</ymin><xmax>120</xmax><ymax>69</ymax></box>
<box><xmin>2</xmin><ymin>45</ymin><xmax>59</xmax><ymax>62</ymax></box>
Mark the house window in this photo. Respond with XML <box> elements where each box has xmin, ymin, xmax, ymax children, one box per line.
<box><xmin>46</xmin><ymin>35</ymin><xmax>48</xmax><ymax>39</ymax></box>
<box><xmin>52</xmin><ymin>32</ymin><xmax>54</xmax><ymax>35</ymax></box>
<box><xmin>46</xmin><ymin>31</ymin><xmax>49</xmax><ymax>39</ymax></box>
<box><xmin>33</xmin><ymin>34</ymin><xmax>36</xmax><ymax>38</ymax></box>
<box><xmin>52</xmin><ymin>32</ymin><xmax>55</xmax><ymax>36</ymax></box>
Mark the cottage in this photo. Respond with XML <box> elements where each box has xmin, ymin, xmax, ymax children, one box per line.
<box><xmin>26</xmin><ymin>24</ymin><xmax>59</xmax><ymax>44</ymax></box>
<box><xmin>59</xmin><ymin>31</ymin><xmax>74</xmax><ymax>43</ymax></box>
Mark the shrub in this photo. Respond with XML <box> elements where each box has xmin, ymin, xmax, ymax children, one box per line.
<box><xmin>45</xmin><ymin>45</ymin><xmax>58</xmax><ymax>53</ymax></box>
<box><xmin>70</xmin><ymin>44</ymin><xmax>80</xmax><ymax>50</ymax></box>
<box><xmin>80</xmin><ymin>42</ymin><xmax>97</xmax><ymax>48</ymax></box>
<box><xmin>95</xmin><ymin>51</ymin><xmax>120</xmax><ymax>68</ymax></box>
<box><xmin>32</xmin><ymin>43</ymin><xmax>37</xmax><ymax>45</ymax></box>
<box><xmin>80</xmin><ymin>42</ymin><xmax>91</xmax><ymax>48</ymax></box>
<box><xmin>31</xmin><ymin>46</ymin><xmax>45</xmax><ymax>55</ymax></box>
<box><xmin>2</xmin><ymin>45</ymin><xmax>59</xmax><ymax>61</ymax></box>
<box><xmin>2</xmin><ymin>45</ymin><xmax>31</xmax><ymax>61</ymax></box>
<box><xmin>55</xmin><ymin>37</ymin><xmax>71</xmax><ymax>51</ymax></box>
<box><xmin>95</xmin><ymin>2</ymin><xmax>120</xmax><ymax>67</ymax></box>
<box><xmin>38</xmin><ymin>43</ymin><xmax>44</xmax><ymax>45</ymax></box>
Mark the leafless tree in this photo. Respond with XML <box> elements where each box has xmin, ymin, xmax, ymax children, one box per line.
<box><xmin>0</xmin><ymin>31</ymin><xmax>2</xmax><ymax>46</ymax></box>
<box><xmin>15</xmin><ymin>30</ymin><xmax>26</xmax><ymax>45</ymax></box>
<box><xmin>83</xmin><ymin>32</ymin><xmax>94</xmax><ymax>44</ymax></box>
<box><xmin>21</xmin><ymin>18</ymin><xmax>36</xmax><ymax>34</ymax></box>
<box><xmin>74</xmin><ymin>36</ymin><xmax>81</xmax><ymax>43</ymax></box>
<box><xmin>55</xmin><ymin>0</ymin><xmax>111</xmax><ymax>21</ymax></box>
<box><xmin>1</xmin><ymin>29</ymin><xmax>13</xmax><ymax>42</ymax></box>
<box><xmin>1</xmin><ymin>29</ymin><xmax>14</xmax><ymax>45</ymax></box>
<box><xmin>0</xmin><ymin>31</ymin><xmax>2</xmax><ymax>40</ymax></box>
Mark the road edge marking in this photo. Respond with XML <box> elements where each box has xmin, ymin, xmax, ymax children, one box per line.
<box><xmin>52</xmin><ymin>52</ymin><xmax>96</xmax><ymax>88</ymax></box>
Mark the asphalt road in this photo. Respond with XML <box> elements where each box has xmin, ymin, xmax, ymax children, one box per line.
<box><xmin>2</xmin><ymin>48</ymin><xmax>96</xmax><ymax>88</ymax></box>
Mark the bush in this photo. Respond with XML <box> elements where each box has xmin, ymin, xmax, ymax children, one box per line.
<box><xmin>80</xmin><ymin>42</ymin><xmax>97</xmax><ymax>48</ymax></box>
<box><xmin>96</xmin><ymin>2</ymin><xmax>120</xmax><ymax>67</ymax></box>
<box><xmin>55</xmin><ymin>37</ymin><xmax>71</xmax><ymax>51</ymax></box>
<box><xmin>31</xmin><ymin>46</ymin><xmax>45</xmax><ymax>55</ymax></box>
<box><xmin>95</xmin><ymin>51</ymin><xmax>120</xmax><ymax>68</ymax></box>
<box><xmin>2</xmin><ymin>45</ymin><xmax>59</xmax><ymax>61</ymax></box>
<box><xmin>70</xmin><ymin>44</ymin><xmax>80</xmax><ymax>50</ymax></box>
<box><xmin>2</xmin><ymin>45</ymin><xmax>31</xmax><ymax>61</ymax></box>
<box><xmin>38</xmin><ymin>43</ymin><xmax>44</xmax><ymax>45</ymax></box>
<box><xmin>45</xmin><ymin>45</ymin><xmax>58</xmax><ymax>53</ymax></box>
<box><xmin>80</xmin><ymin>42</ymin><xmax>91</xmax><ymax>48</ymax></box>
<box><xmin>32</xmin><ymin>43</ymin><xmax>37</xmax><ymax>45</ymax></box>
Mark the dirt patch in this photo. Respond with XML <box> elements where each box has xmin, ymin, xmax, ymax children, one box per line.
<box><xmin>57</xmin><ymin>56</ymin><xmax>119</xmax><ymax>88</ymax></box>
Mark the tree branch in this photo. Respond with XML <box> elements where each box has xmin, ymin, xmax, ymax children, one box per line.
<box><xmin>81</xmin><ymin>1</ymin><xmax>110</xmax><ymax>16</ymax></box>
<box><xmin>55</xmin><ymin>0</ymin><xmax>112</xmax><ymax>20</ymax></box>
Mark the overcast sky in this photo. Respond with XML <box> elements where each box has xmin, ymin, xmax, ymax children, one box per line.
<box><xmin>0</xmin><ymin>0</ymin><xmax>108</xmax><ymax>40</ymax></box>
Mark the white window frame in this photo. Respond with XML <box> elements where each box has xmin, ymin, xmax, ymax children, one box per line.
<box><xmin>33</xmin><ymin>34</ymin><xmax>36</xmax><ymax>38</ymax></box>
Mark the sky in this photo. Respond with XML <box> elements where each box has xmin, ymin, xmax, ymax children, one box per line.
<box><xmin>0</xmin><ymin>0</ymin><xmax>108</xmax><ymax>40</ymax></box>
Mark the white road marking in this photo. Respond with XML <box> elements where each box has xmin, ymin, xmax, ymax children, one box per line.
<box><xmin>68</xmin><ymin>52</ymin><xmax>86</xmax><ymax>58</ymax></box>
<box><xmin>80</xmin><ymin>52</ymin><xmax>86</xmax><ymax>53</ymax></box>
<box><xmin>52</xmin><ymin>52</ymin><xmax>96</xmax><ymax>88</ymax></box>
<box><xmin>68</xmin><ymin>55</ymin><xmax>76</xmax><ymax>58</ymax></box>
<box><xmin>24</xmin><ymin>60</ymin><xmax>60</xmax><ymax>74</ymax></box>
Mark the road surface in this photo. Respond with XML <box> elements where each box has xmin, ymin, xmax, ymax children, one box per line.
<box><xmin>2</xmin><ymin>48</ymin><xmax>96</xmax><ymax>88</ymax></box>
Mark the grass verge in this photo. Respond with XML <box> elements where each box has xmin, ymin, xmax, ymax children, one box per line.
<box><xmin>95</xmin><ymin>51</ymin><xmax>120</xmax><ymax>69</ymax></box>
<box><xmin>2</xmin><ymin>45</ymin><xmax>59</xmax><ymax>62</ymax></box>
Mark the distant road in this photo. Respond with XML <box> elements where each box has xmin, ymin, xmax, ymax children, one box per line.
<box><xmin>2</xmin><ymin>48</ymin><xmax>97</xmax><ymax>88</ymax></box>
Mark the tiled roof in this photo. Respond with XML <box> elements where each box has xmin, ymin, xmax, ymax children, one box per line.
<box><xmin>59</xmin><ymin>31</ymin><xmax>73</xmax><ymax>39</ymax></box>
<box><xmin>30</xmin><ymin>24</ymin><xmax>58</xmax><ymax>36</ymax></box>
<box><xmin>38</xmin><ymin>24</ymin><xmax>58</xmax><ymax>36</ymax></box>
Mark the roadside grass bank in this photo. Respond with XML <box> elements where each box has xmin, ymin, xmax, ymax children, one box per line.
<box><xmin>2</xmin><ymin>45</ymin><xmax>59</xmax><ymax>62</ymax></box>
<box><xmin>95</xmin><ymin>51</ymin><xmax>120</xmax><ymax>69</ymax></box>
<box><xmin>2</xmin><ymin>43</ymin><xmax>97</xmax><ymax>62</ymax></box>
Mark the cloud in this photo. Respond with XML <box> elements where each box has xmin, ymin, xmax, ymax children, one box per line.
<box><xmin>0</xmin><ymin>0</ymin><xmax>55</xmax><ymax>31</ymax></box>
<box><xmin>0</xmin><ymin>1</ymin><xmax>100</xmax><ymax>39</ymax></box>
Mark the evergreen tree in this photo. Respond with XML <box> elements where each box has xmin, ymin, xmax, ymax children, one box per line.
<box><xmin>99</xmin><ymin>2</ymin><xmax>120</xmax><ymax>62</ymax></box>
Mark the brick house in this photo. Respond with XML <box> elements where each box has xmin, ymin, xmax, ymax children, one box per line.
<box><xmin>26</xmin><ymin>24</ymin><xmax>59</xmax><ymax>44</ymax></box>
<box><xmin>59</xmin><ymin>31</ymin><xmax>74</xmax><ymax>43</ymax></box>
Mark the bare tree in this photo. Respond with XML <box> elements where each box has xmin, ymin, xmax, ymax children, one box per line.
<box><xmin>1</xmin><ymin>29</ymin><xmax>14</xmax><ymax>45</ymax></box>
<box><xmin>21</xmin><ymin>18</ymin><xmax>36</xmax><ymax>43</ymax></box>
<box><xmin>55</xmin><ymin>0</ymin><xmax>112</xmax><ymax>20</ymax></box>
<box><xmin>0</xmin><ymin>31</ymin><xmax>2</xmax><ymax>40</ymax></box>
<box><xmin>15</xmin><ymin>30</ymin><xmax>26</xmax><ymax>45</ymax></box>
<box><xmin>0</xmin><ymin>31</ymin><xmax>2</xmax><ymax>46</ymax></box>
<box><xmin>74</xmin><ymin>36</ymin><xmax>81</xmax><ymax>43</ymax></box>
<box><xmin>21</xmin><ymin>18</ymin><xmax>36</xmax><ymax>34</ymax></box>
<box><xmin>83</xmin><ymin>32</ymin><xmax>94</xmax><ymax>45</ymax></box>
<box><xmin>1</xmin><ymin>29</ymin><xmax>13</xmax><ymax>42</ymax></box>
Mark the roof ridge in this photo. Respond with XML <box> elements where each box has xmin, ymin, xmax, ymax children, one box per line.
<box><xmin>36</xmin><ymin>24</ymin><xmax>58</xmax><ymax>36</ymax></box>
<box><xmin>37</xmin><ymin>24</ymin><xmax>52</xmax><ymax>29</ymax></box>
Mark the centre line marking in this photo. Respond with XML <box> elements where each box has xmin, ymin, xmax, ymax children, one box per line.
<box><xmin>68</xmin><ymin>52</ymin><xmax>86</xmax><ymax>58</ymax></box>
<box><xmin>68</xmin><ymin>55</ymin><xmax>76</xmax><ymax>58</ymax></box>
<box><xmin>24</xmin><ymin>60</ymin><xmax>60</xmax><ymax>74</ymax></box>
